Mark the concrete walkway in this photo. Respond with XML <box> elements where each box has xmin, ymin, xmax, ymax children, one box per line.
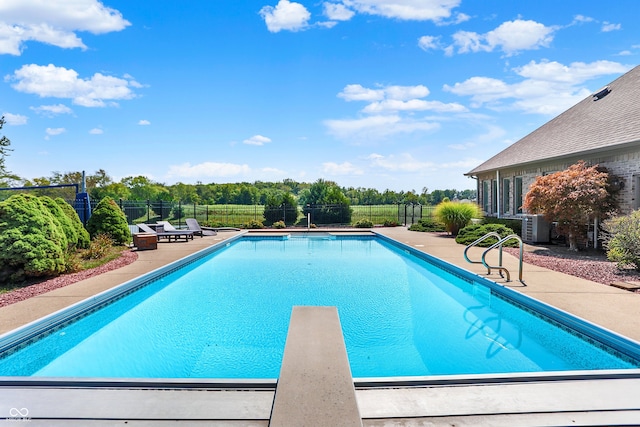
<box><xmin>2</xmin><ymin>227</ymin><xmax>640</xmax><ymax>426</ymax></box>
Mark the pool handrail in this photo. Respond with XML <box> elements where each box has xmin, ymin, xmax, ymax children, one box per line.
<box><xmin>463</xmin><ymin>232</ymin><xmax>503</xmax><ymax>275</ymax></box>
<box><xmin>481</xmin><ymin>234</ymin><xmax>524</xmax><ymax>283</ymax></box>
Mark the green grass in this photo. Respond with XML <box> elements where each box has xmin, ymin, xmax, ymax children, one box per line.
<box><xmin>133</xmin><ymin>204</ymin><xmax>436</xmax><ymax>227</ymax></box>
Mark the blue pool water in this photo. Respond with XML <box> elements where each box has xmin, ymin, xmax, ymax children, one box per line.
<box><xmin>0</xmin><ymin>234</ymin><xmax>638</xmax><ymax>379</ymax></box>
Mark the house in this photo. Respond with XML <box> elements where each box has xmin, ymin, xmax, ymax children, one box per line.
<box><xmin>465</xmin><ymin>65</ymin><xmax>640</xmax><ymax>221</ymax></box>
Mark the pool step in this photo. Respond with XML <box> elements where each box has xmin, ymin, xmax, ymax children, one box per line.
<box><xmin>270</xmin><ymin>306</ymin><xmax>362</xmax><ymax>427</ymax></box>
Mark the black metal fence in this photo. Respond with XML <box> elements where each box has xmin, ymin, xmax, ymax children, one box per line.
<box><xmin>78</xmin><ymin>200</ymin><xmax>434</xmax><ymax>227</ymax></box>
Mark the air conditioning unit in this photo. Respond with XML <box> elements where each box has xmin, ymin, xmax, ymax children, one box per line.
<box><xmin>521</xmin><ymin>214</ymin><xmax>550</xmax><ymax>243</ymax></box>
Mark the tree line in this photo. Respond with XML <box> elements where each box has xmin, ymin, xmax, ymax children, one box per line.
<box><xmin>9</xmin><ymin>171</ymin><xmax>476</xmax><ymax>206</ymax></box>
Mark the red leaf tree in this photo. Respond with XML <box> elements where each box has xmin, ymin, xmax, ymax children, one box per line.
<box><xmin>523</xmin><ymin>161</ymin><xmax>616</xmax><ymax>250</ymax></box>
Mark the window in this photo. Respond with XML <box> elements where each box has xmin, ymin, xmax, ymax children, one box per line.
<box><xmin>491</xmin><ymin>180</ymin><xmax>497</xmax><ymax>214</ymax></box>
<box><xmin>482</xmin><ymin>181</ymin><xmax>490</xmax><ymax>213</ymax></box>
<box><xmin>503</xmin><ymin>178</ymin><xmax>510</xmax><ymax>214</ymax></box>
<box><xmin>515</xmin><ymin>177</ymin><xmax>523</xmax><ymax>214</ymax></box>
<box><xmin>634</xmin><ymin>176</ymin><xmax>640</xmax><ymax>210</ymax></box>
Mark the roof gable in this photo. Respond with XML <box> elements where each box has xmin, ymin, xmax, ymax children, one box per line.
<box><xmin>466</xmin><ymin>65</ymin><xmax>640</xmax><ymax>175</ymax></box>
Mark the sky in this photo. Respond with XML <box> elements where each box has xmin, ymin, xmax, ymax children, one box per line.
<box><xmin>1</xmin><ymin>1</ymin><xmax>639</xmax><ymax>192</ymax></box>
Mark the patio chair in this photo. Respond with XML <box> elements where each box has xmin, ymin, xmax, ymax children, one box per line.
<box><xmin>156</xmin><ymin>221</ymin><xmax>178</xmax><ymax>232</ymax></box>
<box><xmin>185</xmin><ymin>218</ymin><xmax>218</xmax><ymax>236</ymax></box>
<box><xmin>137</xmin><ymin>223</ymin><xmax>194</xmax><ymax>242</ymax></box>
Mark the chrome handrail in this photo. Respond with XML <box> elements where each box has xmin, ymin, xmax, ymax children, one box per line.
<box><xmin>481</xmin><ymin>234</ymin><xmax>524</xmax><ymax>283</ymax></box>
<box><xmin>463</xmin><ymin>232</ymin><xmax>502</xmax><ymax>275</ymax></box>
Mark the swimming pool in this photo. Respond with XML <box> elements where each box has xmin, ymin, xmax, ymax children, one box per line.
<box><xmin>1</xmin><ymin>233</ymin><xmax>639</xmax><ymax>380</ymax></box>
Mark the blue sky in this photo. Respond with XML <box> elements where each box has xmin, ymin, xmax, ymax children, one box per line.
<box><xmin>1</xmin><ymin>0</ymin><xmax>638</xmax><ymax>192</ymax></box>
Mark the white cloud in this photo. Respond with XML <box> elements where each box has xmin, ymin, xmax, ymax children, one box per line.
<box><xmin>418</xmin><ymin>35</ymin><xmax>440</xmax><ymax>51</ymax></box>
<box><xmin>338</xmin><ymin>83</ymin><xmax>466</xmax><ymax>114</ymax></box>
<box><xmin>448</xmin><ymin>142</ymin><xmax>474</xmax><ymax>150</ymax></box>
<box><xmin>385</xmin><ymin>85</ymin><xmax>430</xmax><ymax>100</ymax></box>
<box><xmin>89</xmin><ymin>128</ymin><xmax>103</xmax><ymax>134</ymax></box>
<box><xmin>243</xmin><ymin>134</ymin><xmax>272</xmax><ymax>146</ymax></box>
<box><xmin>338</xmin><ymin>84</ymin><xmax>384</xmax><ymax>102</ymax></box>
<box><xmin>444</xmin><ymin>60</ymin><xmax>631</xmax><ymax>115</ymax></box>
<box><xmin>138</xmin><ymin>119</ymin><xmax>151</xmax><ymax>125</ymax></box>
<box><xmin>260</xmin><ymin>0</ymin><xmax>311</xmax><ymax>33</ymax></box>
<box><xmin>448</xmin><ymin>12</ymin><xmax>470</xmax><ymax>25</ymax></box>
<box><xmin>261</xmin><ymin>0</ymin><xmax>461</xmax><ymax>32</ymax></box>
<box><xmin>45</xmin><ymin>127</ymin><xmax>65</xmax><ymax>139</ymax></box>
<box><xmin>326</xmin><ymin>114</ymin><xmax>439</xmax><ymax>139</ymax></box>
<box><xmin>514</xmin><ymin>60</ymin><xmax>628</xmax><ymax>84</ymax></box>
<box><xmin>0</xmin><ymin>0</ymin><xmax>130</xmax><ymax>55</ymax></box>
<box><xmin>167</xmin><ymin>162</ymin><xmax>252</xmax><ymax>179</ymax></box>
<box><xmin>363</xmin><ymin>98</ymin><xmax>466</xmax><ymax>113</ymax></box>
<box><xmin>340</xmin><ymin>0</ymin><xmax>461</xmax><ymax>22</ymax></box>
<box><xmin>2</xmin><ymin>112</ymin><xmax>27</xmax><ymax>125</ymax></box>
<box><xmin>367</xmin><ymin>152</ymin><xmax>436</xmax><ymax>172</ymax></box>
<box><xmin>7</xmin><ymin>64</ymin><xmax>141</xmax><ymax>107</ymax></box>
<box><xmin>260</xmin><ymin>167</ymin><xmax>287</xmax><ymax>175</ymax></box>
<box><xmin>601</xmin><ymin>22</ymin><xmax>621</xmax><ymax>32</ymax></box>
<box><xmin>31</xmin><ymin>103</ymin><xmax>73</xmax><ymax>117</ymax></box>
<box><xmin>326</xmin><ymin>115</ymin><xmax>400</xmax><ymax>138</ymax></box>
<box><xmin>322</xmin><ymin>161</ymin><xmax>364</xmax><ymax>175</ymax></box>
<box><xmin>571</xmin><ymin>15</ymin><xmax>595</xmax><ymax>25</ymax></box>
<box><xmin>323</xmin><ymin>2</ymin><xmax>355</xmax><ymax>21</ymax></box>
<box><xmin>449</xmin><ymin>19</ymin><xmax>555</xmax><ymax>56</ymax></box>
<box><xmin>328</xmin><ymin>83</ymin><xmax>466</xmax><ymax>139</ymax></box>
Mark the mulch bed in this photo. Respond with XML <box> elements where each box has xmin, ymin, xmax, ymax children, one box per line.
<box><xmin>504</xmin><ymin>246</ymin><xmax>640</xmax><ymax>292</ymax></box>
<box><xmin>0</xmin><ymin>250</ymin><xmax>138</xmax><ymax>308</ymax></box>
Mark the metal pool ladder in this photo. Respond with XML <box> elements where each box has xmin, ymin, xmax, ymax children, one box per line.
<box><xmin>464</xmin><ymin>232</ymin><xmax>524</xmax><ymax>283</ymax></box>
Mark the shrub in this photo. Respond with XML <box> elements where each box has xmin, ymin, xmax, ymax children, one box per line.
<box><xmin>55</xmin><ymin>197</ymin><xmax>90</xmax><ymax>249</ymax></box>
<box><xmin>304</xmin><ymin>204</ymin><xmax>352</xmax><ymax>225</ymax></box>
<box><xmin>300</xmin><ymin>179</ymin><xmax>352</xmax><ymax>224</ymax></box>
<box><xmin>523</xmin><ymin>161</ymin><xmax>615</xmax><ymax>250</ymax></box>
<box><xmin>603</xmin><ymin>210</ymin><xmax>640</xmax><ymax>270</ymax></box>
<box><xmin>354</xmin><ymin>219</ymin><xmax>373</xmax><ymax>228</ymax></box>
<box><xmin>454</xmin><ymin>223</ymin><xmax>518</xmax><ymax>247</ymax></box>
<box><xmin>482</xmin><ymin>217</ymin><xmax>523</xmax><ymax>236</ymax></box>
<box><xmin>382</xmin><ymin>219</ymin><xmax>398</xmax><ymax>227</ymax></box>
<box><xmin>272</xmin><ymin>220</ymin><xmax>286</xmax><ymax>229</ymax></box>
<box><xmin>408</xmin><ymin>217</ymin><xmax>446</xmax><ymax>232</ymax></box>
<box><xmin>40</xmin><ymin>196</ymin><xmax>76</xmax><ymax>249</ymax></box>
<box><xmin>0</xmin><ymin>194</ymin><xmax>68</xmax><ymax>282</ymax></box>
<box><xmin>434</xmin><ymin>201</ymin><xmax>482</xmax><ymax>236</ymax></box>
<box><xmin>83</xmin><ymin>234</ymin><xmax>115</xmax><ymax>260</ymax></box>
<box><xmin>263</xmin><ymin>192</ymin><xmax>299</xmax><ymax>225</ymax></box>
<box><xmin>39</xmin><ymin>196</ymin><xmax>91</xmax><ymax>251</ymax></box>
<box><xmin>201</xmin><ymin>219</ymin><xmax>225</xmax><ymax>228</ymax></box>
<box><xmin>63</xmin><ymin>251</ymin><xmax>83</xmax><ymax>274</ymax></box>
<box><xmin>242</xmin><ymin>219</ymin><xmax>264</xmax><ymax>229</ymax></box>
<box><xmin>86</xmin><ymin>197</ymin><xmax>131</xmax><ymax>245</ymax></box>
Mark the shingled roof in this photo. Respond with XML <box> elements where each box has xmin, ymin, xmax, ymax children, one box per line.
<box><xmin>466</xmin><ymin>64</ymin><xmax>640</xmax><ymax>176</ymax></box>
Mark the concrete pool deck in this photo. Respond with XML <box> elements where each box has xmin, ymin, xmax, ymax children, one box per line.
<box><xmin>1</xmin><ymin>227</ymin><xmax>640</xmax><ymax>425</ymax></box>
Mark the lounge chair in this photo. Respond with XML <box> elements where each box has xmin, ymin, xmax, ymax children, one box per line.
<box><xmin>137</xmin><ymin>223</ymin><xmax>194</xmax><ymax>242</ymax></box>
<box><xmin>156</xmin><ymin>221</ymin><xmax>178</xmax><ymax>231</ymax></box>
<box><xmin>185</xmin><ymin>218</ymin><xmax>218</xmax><ymax>236</ymax></box>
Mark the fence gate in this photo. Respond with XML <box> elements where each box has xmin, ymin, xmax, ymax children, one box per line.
<box><xmin>398</xmin><ymin>203</ymin><xmax>422</xmax><ymax>226</ymax></box>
